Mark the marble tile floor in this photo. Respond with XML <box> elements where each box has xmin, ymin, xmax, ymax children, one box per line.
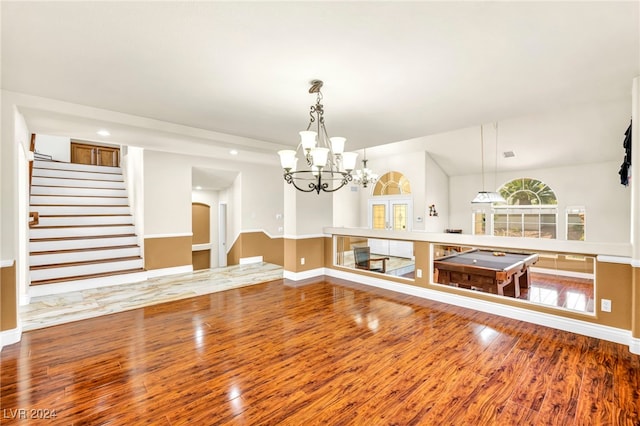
<box><xmin>20</xmin><ymin>262</ymin><xmax>283</xmax><ymax>331</ymax></box>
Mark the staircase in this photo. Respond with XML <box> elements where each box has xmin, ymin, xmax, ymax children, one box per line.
<box><xmin>29</xmin><ymin>159</ymin><xmax>146</xmax><ymax>297</ymax></box>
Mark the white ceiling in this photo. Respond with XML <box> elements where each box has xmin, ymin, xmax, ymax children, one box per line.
<box><xmin>2</xmin><ymin>1</ymin><xmax>639</xmax><ymax>185</ymax></box>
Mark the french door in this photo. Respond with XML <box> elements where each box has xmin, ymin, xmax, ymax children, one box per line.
<box><xmin>368</xmin><ymin>197</ymin><xmax>412</xmax><ymax>231</ymax></box>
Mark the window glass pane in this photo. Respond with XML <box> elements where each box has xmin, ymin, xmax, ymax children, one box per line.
<box><xmin>473</xmin><ymin>212</ymin><xmax>486</xmax><ymax>235</ymax></box>
<box><xmin>372</xmin><ymin>204</ymin><xmax>386</xmax><ymax>230</ymax></box>
<box><xmin>392</xmin><ymin>204</ymin><xmax>407</xmax><ymax>230</ymax></box>
<box><xmin>566</xmin><ymin>210</ymin><xmax>585</xmax><ymax>241</ymax></box>
<box><xmin>524</xmin><ymin>214</ymin><xmax>539</xmax><ymax>224</ymax></box>
<box><xmin>541</xmin><ymin>214</ymin><xmax>556</xmax><ymax>224</ymax></box>
<box><xmin>508</xmin><ymin>223</ymin><xmax>523</xmax><ymax>237</ymax></box>
<box><xmin>541</xmin><ymin>224</ymin><xmax>557</xmax><ymax>239</ymax></box>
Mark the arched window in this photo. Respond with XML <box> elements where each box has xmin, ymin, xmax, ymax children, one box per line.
<box><xmin>498</xmin><ymin>178</ymin><xmax>557</xmax><ymax>205</ymax></box>
<box><xmin>474</xmin><ymin>178</ymin><xmax>564</xmax><ymax>239</ymax></box>
<box><xmin>373</xmin><ymin>171</ymin><xmax>411</xmax><ymax>196</ymax></box>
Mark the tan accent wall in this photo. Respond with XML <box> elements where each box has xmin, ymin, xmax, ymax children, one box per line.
<box><xmin>284</xmin><ymin>237</ymin><xmax>326</xmax><ymax>273</ymax></box>
<box><xmin>192</xmin><ymin>250</ymin><xmax>211</xmax><ymax>271</ymax></box>
<box><xmin>633</xmin><ymin>267</ymin><xmax>640</xmax><ymax>339</ymax></box>
<box><xmin>1</xmin><ymin>262</ymin><xmax>17</xmax><ymax>331</ymax></box>
<box><xmin>144</xmin><ymin>236</ymin><xmax>192</xmax><ymax>270</ymax></box>
<box><xmin>227</xmin><ymin>231</ymin><xmax>284</xmax><ymax>266</ymax></box>
<box><xmin>192</xmin><ymin>203</ymin><xmax>210</xmax><ymax>245</ymax></box>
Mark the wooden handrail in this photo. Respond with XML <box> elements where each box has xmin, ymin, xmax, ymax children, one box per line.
<box><xmin>29</xmin><ymin>133</ymin><xmax>36</xmax><ymax>190</ymax></box>
<box><xmin>29</xmin><ymin>211</ymin><xmax>39</xmax><ymax>228</ymax></box>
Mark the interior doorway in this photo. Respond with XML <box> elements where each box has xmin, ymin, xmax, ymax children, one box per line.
<box><xmin>191</xmin><ymin>202</ymin><xmax>211</xmax><ymax>270</ymax></box>
<box><xmin>218</xmin><ymin>203</ymin><xmax>227</xmax><ymax>267</ymax></box>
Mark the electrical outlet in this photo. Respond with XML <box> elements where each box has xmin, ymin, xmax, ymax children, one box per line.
<box><xmin>601</xmin><ymin>299</ymin><xmax>612</xmax><ymax>312</ymax></box>
<box><xmin>416</xmin><ymin>269</ymin><xmax>423</xmax><ymax>278</ymax></box>
<box><xmin>300</xmin><ymin>257</ymin><xmax>305</xmax><ymax>265</ymax></box>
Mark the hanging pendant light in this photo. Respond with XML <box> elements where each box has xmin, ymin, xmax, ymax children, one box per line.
<box><xmin>353</xmin><ymin>148</ymin><xmax>379</xmax><ymax>188</ymax></box>
<box><xmin>472</xmin><ymin>124</ymin><xmax>506</xmax><ymax>204</ymax></box>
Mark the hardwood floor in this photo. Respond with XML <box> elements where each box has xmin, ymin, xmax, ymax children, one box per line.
<box><xmin>2</xmin><ymin>277</ymin><xmax>638</xmax><ymax>425</ymax></box>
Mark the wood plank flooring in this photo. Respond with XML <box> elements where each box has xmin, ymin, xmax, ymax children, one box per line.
<box><xmin>1</xmin><ymin>277</ymin><xmax>639</xmax><ymax>425</ymax></box>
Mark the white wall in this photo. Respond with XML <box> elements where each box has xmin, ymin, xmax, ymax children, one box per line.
<box><xmin>143</xmin><ymin>150</ymin><xmax>192</xmax><ymax>236</ymax></box>
<box><xmin>121</xmin><ymin>146</ymin><xmax>145</xmax><ymax>249</ymax></box>
<box><xmin>355</xmin><ymin>150</ymin><xmax>426</xmax><ymax>231</ymax></box>
<box><xmin>449</xmin><ymin>160</ymin><xmax>630</xmax><ymax>243</ymax></box>
<box><xmin>333</xmin><ymin>183</ymin><xmax>361</xmax><ymax>228</ymax></box>
<box><xmin>424</xmin><ymin>152</ymin><xmax>449</xmax><ymax>232</ymax></box>
<box><xmin>35</xmin><ymin>134</ymin><xmax>70</xmax><ymax>162</ymax></box>
<box><xmin>240</xmin><ymin>164</ymin><xmax>285</xmax><ymax>236</ymax></box>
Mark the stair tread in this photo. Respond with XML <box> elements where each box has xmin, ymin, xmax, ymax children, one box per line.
<box><xmin>30</xmin><ymin>234</ymin><xmax>137</xmax><ymax>242</ymax></box>
<box><xmin>31</xmin><ymin>194</ymin><xmax>128</xmax><ymax>198</ymax></box>
<box><xmin>31</xmin><ymin>204</ymin><xmax>129</xmax><ymax>208</ymax></box>
<box><xmin>30</xmin><ymin>268</ymin><xmax>146</xmax><ymax>286</ymax></box>
<box><xmin>31</xmin><ymin>245</ymin><xmax>140</xmax><ymax>255</ymax></box>
<box><xmin>30</xmin><ymin>256</ymin><xmax>142</xmax><ymax>270</ymax></box>
<box><xmin>31</xmin><ymin>224</ymin><xmax>134</xmax><ymax>229</ymax></box>
<box><xmin>34</xmin><ymin>165</ymin><xmax>121</xmax><ymax>173</ymax></box>
<box><xmin>39</xmin><ymin>214</ymin><xmax>133</xmax><ymax>217</ymax></box>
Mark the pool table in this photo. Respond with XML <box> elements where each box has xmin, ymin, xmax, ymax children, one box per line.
<box><xmin>433</xmin><ymin>249</ymin><xmax>539</xmax><ymax>298</ymax></box>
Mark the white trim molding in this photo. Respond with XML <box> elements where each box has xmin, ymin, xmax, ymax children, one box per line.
<box><xmin>597</xmin><ymin>255</ymin><xmax>633</xmax><ymax>265</ymax></box>
<box><xmin>192</xmin><ymin>243</ymin><xmax>212</xmax><ymax>251</ymax></box>
<box><xmin>144</xmin><ymin>233</ymin><xmax>193</xmax><ymax>239</ymax></box>
<box><xmin>1</xmin><ymin>259</ymin><xmax>15</xmax><ymax>268</ymax></box>
<box><xmin>239</xmin><ymin>256</ymin><xmax>263</xmax><ymax>265</ymax></box>
<box><xmin>283</xmin><ymin>267</ymin><xmax>325</xmax><ymax>281</ymax></box>
<box><xmin>325</xmin><ymin>268</ymin><xmax>636</xmax><ymax>352</ymax></box>
<box><xmin>1</xmin><ymin>325</ymin><xmax>23</xmax><ymax>351</ymax></box>
<box><xmin>283</xmin><ymin>233</ymin><xmax>330</xmax><ymax>240</ymax></box>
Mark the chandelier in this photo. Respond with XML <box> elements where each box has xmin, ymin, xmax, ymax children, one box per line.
<box><xmin>352</xmin><ymin>149</ymin><xmax>379</xmax><ymax>188</ymax></box>
<box><xmin>278</xmin><ymin>80</ymin><xmax>358</xmax><ymax>194</ymax></box>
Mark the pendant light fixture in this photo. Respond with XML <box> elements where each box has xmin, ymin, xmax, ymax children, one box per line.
<box><xmin>353</xmin><ymin>148</ymin><xmax>379</xmax><ymax>188</ymax></box>
<box><xmin>472</xmin><ymin>123</ymin><xmax>506</xmax><ymax>204</ymax></box>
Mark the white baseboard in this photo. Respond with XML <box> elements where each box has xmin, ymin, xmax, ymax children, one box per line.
<box><xmin>283</xmin><ymin>267</ymin><xmax>325</xmax><ymax>281</ymax></box>
<box><xmin>146</xmin><ymin>265</ymin><xmax>193</xmax><ymax>279</ymax></box>
<box><xmin>325</xmin><ymin>268</ymin><xmax>635</xmax><ymax>351</ymax></box>
<box><xmin>1</xmin><ymin>326</ymin><xmax>23</xmax><ymax>351</ymax></box>
<box><xmin>239</xmin><ymin>256</ymin><xmax>263</xmax><ymax>265</ymax></box>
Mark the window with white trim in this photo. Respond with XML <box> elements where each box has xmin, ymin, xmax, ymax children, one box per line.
<box><xmin>566</xmin><ymin>207</ymin><xmax>586</xmax><ymax>241</ymax></box>
<box><xmin>472</xmin><ymin>177</ymin><xmax>559</xmax><ymax>239</ymax></box>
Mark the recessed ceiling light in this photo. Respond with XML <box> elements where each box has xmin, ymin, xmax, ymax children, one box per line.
<box><xmin>97</xmin><ymin>129</ymin><xmax>110</xmax><ymax>137</ymax></box>
<box><xmin>195</xmin><ymin>186</ymin><xmax>202</xmax><ymax>190</ymax></box>
<box><xmin>230</xmin><ymin>149</ymin><xmax>238</xmax><ymax>155</ymax></box>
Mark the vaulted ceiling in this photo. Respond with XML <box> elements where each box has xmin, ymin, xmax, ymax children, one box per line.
<box><xmin>2</xmin><ymin>1</ymin><xmax>639</xmax><ymax>179</ymax></box>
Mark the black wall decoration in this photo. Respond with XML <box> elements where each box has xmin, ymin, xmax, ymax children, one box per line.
<box><xmin>619</xmin><ymin>120</ymin><xmax>632</xmax><ymax>186</ymax></box>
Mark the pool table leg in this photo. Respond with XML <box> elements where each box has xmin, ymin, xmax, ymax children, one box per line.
<box><xmin>497</xmin><ymin>277</ymin><xmax>520</xmax><ymax>298</ymax></box>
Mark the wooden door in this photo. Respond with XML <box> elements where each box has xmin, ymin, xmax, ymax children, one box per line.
<box><xmin>71</xmin><ymin>142</ymin><xmax>120</xmax><ymax>167</ymax></box>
